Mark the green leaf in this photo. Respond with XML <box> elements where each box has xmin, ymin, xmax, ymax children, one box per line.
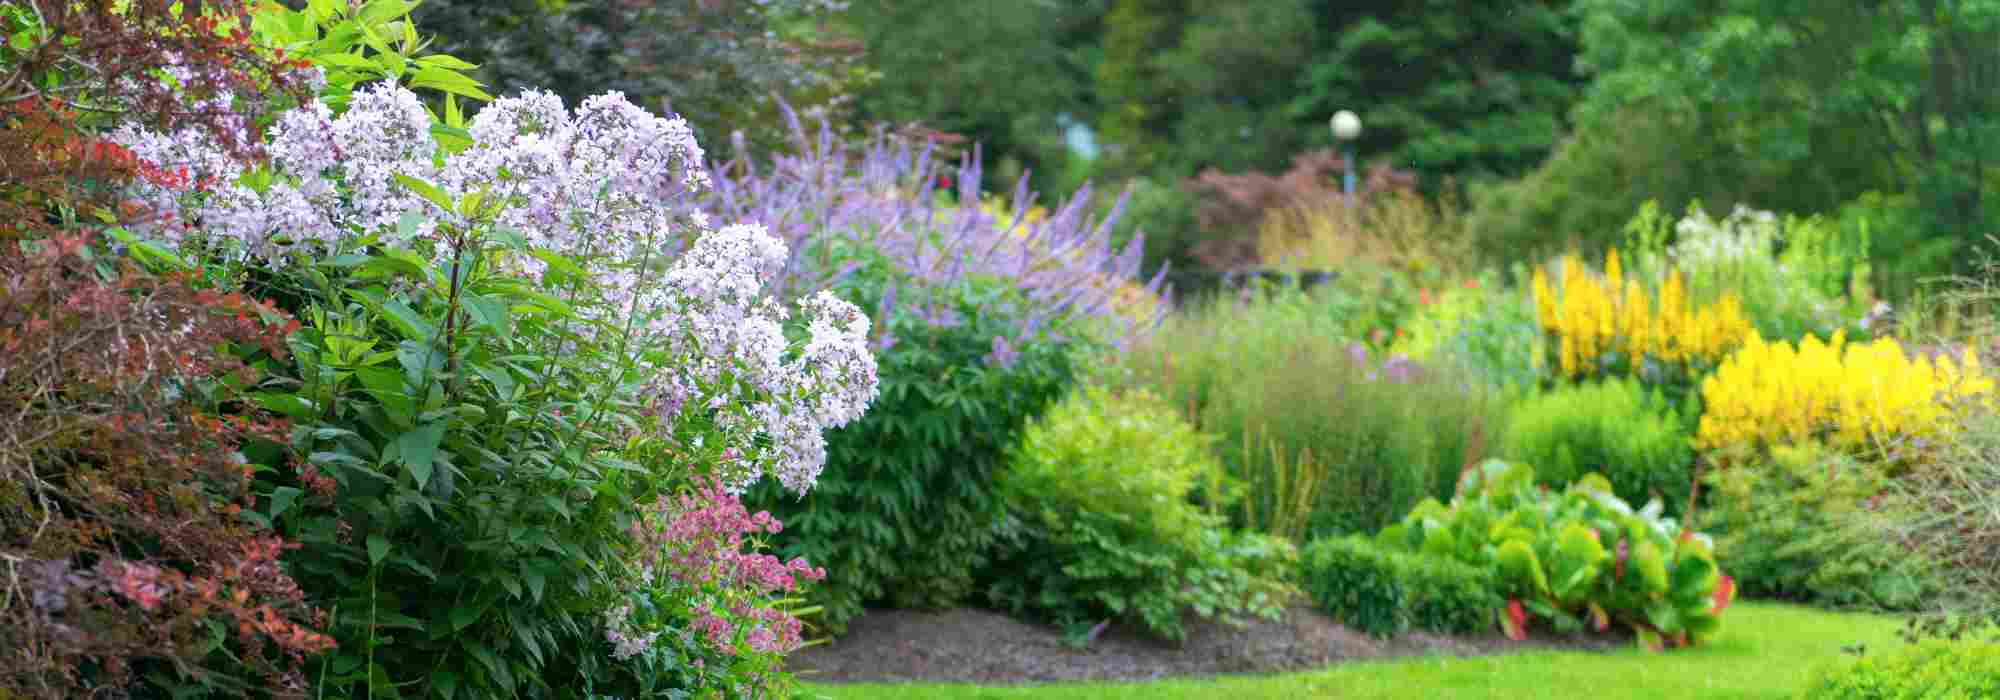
<box><xmin>409</xmin><ymin>66</ymin><xmax>494</xmax><ymax>101</ymax></box>
<box><xmin>367</xmin><ymin>534</ymin><xmax>390</xmax><ymax>566</ymax></box>
<box><xmin>395</xmin><ymin>422</ymin><xmax>445</xmax><ymax>489</ymax></box>
<box><xmin>268</xmin><ymin>487</ymin><xmax>303</xmax><ymax>520</ymax></box>
<box><xmin>431</xmin><ymin>670</ymin><xmax>458</xmax><ymax>699</ymax></box>
<box><xmin>393</xmin><ymin>174</ymin><xmax>454</xmax><ymax>213</ymax></box>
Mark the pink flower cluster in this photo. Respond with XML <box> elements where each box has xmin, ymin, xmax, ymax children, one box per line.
<box><xmin>609</xmin><ymin>475</ymin><xmax>825</xmax><ymax>659</ymax></box>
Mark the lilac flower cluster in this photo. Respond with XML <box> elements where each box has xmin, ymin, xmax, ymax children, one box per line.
<box><xmin>610</xmin><ymin>475</ymin><xmax>825</xmax><ymax>660</ymax></box>
<box><xmin>114</xmin><ymin>83</ymin><xmax>878</xmax><ymax>496</ymax></box>
<box><xmin>696</xmin><ymin>110</ymin><xmax>1169</xmax><ymax>359</ymax></box>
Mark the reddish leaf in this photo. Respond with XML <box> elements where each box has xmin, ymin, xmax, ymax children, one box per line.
<box><xmin>1501</xmin><ymin>599</ymin><xmax>1528</xmax><ymax>641</ymax></box>
<box><xmin>1712</xmin><ymin>575</ymin><xmax>1738</xmax><ymax>614</ymax></box>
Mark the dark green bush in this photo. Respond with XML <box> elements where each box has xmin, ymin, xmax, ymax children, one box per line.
<box><xmin>744</xmin><ymin>262</ymin><xmax>1082</xmax><ymax>635</ymax></box>
<box><xmin>1701</xmin><ymin>444</ymin><xmax>1936</xmax><ymax>611</ymax></box>
<box><xmin>1120</xmin><ymin>285</ymin><xmax>1506</xmax><ymax>539</ymax></box>
<box><xmin>1300</xmin><ymin>536</ymin><xmax>1498</xmax><ymax>638</ymax></box>
<box><xmin>984</xmin><ymin>386</ymin><xmax>1292</xmax><ymax>642</ymax></box>
<box><xmin>1500</xmin><ymin>378</ymin><xmax>1694</xmax><ymax>515</ymax></box>
<box><xmin>1798</xmin><ymin>641</ymin><xmax>2000</xmax><ymax>699</ymax></box>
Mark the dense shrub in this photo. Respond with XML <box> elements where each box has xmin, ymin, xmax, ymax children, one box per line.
<box><xmin>1798</xmin><ymin>641</ymin><xmax>2000</xmax><ymax>699</ymax></box>
<box><xmin>1695</xmin><ymin>333</ymin><xmax>1993</xmax><ymax>463</ymax></box>
<box><xmin>0</xmin><ymin>234</ymin><xmax>331</xmax><ymax>698</ymax></box>
<box><xmin>985</xmin><ymin>386</ymin><xmax>1292</xmax><ymax>642</ymax></box>
<box><xmin>745</xmin><ymin>262</ymin><xmax>1082</xmax><ymax>634</ymax></box>
<box><xmin>1500</xmin><ymin>378</ymin><xmax>1694</xmax><ymax>515</ymax></box>
<box><xmin>1702</xmin><ymin>444</ymin><xmax>1935</xmax><ymax>611</ymax></box>
<box><xmin>1377</xmin><ymin>461</ymin><xmax>1736</xmax><ymax>650</ymax></box>
<box><xmin>1122</xmin><ymin>286</ymin><xmax>1506</xmax><ymax>539</ymax></box>
<box><xmin>1300</xmin><ymin>537</ymin><xmax>1497</xmax><ymax>638</ymax></box>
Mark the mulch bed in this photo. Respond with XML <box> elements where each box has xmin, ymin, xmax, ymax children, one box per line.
<box><xmin>790</xmin><ymin>604</ymin><xmax>1627</xmax><ymax>685</ymax></box>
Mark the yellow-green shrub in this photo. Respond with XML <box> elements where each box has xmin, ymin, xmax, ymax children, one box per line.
<box><xmin>1798</xmin><ymin>641</ymin><xmax>2000</xmax><ymax>699</ymax></box>
<box><xmin>1695</xmin><ymin>332</ymin><xmax>1994</xmax><ymax>460</ymax></box>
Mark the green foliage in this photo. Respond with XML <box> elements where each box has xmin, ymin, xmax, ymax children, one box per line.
<box><xmin>744</xmin><ymin>258</ymin><xmax>1083</xmax><ymax>635</ymax></box>
<box><xmin>1121</xmin><ymin>285</ymin><xmax>1507</xmax><ymax>539</ymax></box>
<box><xmin>1473</xmin><ymin>0</ymin><xmax>2000</xmax><ymax>284</ymax></box>
<box><xmin>1376</xmin><ymin>461</ymin><xmax>1735</xmax><ymax>650</ymax></box>
<box><xmin>1500</xmin><ymin>378</ymin><xmax>1694</xmax><ymax>515</ymax></box>
<box><xmin>1299</xmin><ymin>536</ymin><xmax>1498</xmax><ymax>638</ymax></box>
<box><xmin>1093</xmin><ymin>0</ymin><xmax>1581</xmax><ymax>191</ymax></box>
<box><xmin>1391</xmin><ymin>267</ymin><xmax>1548</xmax><ymax>389</ymax></box>
<box><xmin>252</xmin><ymin>0</ymin><xmax>492</xmax><ymax>112</ymax></box>
<box><xmin>984</xmin><ymin>386</ymin><xmax>1291</xmax><ymax>642</ymax></box>
<box><xmin>1701</xmin><ymin>444</ymin><xmax>1936</xmax><ymax>611</ymax></box>
<box><xmin>1799</xmin><ymin>641</ymin><xmax>2000</xmax><ymax>700</ymax></box>
<box><xmin>251</xmin><ymin>240</ymin><xmax>704</xmax><ymax>698</ymax></box>
<box><xmin>413</xmin><ymin>0</ymin><xmax>861</xmax><ymax>155</ymax></box>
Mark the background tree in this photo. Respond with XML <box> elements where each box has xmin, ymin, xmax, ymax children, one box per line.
<box><xmin>1469</xmin><ymin>0</ymin><xmax>2000</xmax><ymax>294</ymax></box>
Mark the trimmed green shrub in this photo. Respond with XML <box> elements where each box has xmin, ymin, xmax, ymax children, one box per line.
<box><xmin>1799</xmin><ymin>641</ymin><xmax>2000</xmax><ymax>699</ymax></box>
<box><xmin>1702</xmin><ymin>444</ymin><xmax>1936</xmax><ymax>611</ymax></box>
<box><xmin>1300</xmin><ymin>536</ymin><xmax>1498</xmax><ymax>638</ymax></box>
<box><xmin>1500</xmin><ymin>378</ymin><xmax>1694</xmax><ymax>515</ymax></box>
<box><xmin>1377</xmin><ymin>461</ymin><xmax>1736</xmax><ymax>650</ymax></box>
<box><xmin>745</xmin><ymin>262</ymin><xmax>1083</xmax><ymax>635</ymax></box>
<box><xmin>985</xmin><ymin>386</ymin><xmax>1292</xmax><ymax>642</ymax></box>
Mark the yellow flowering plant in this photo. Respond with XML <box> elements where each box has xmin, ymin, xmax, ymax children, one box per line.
<box><xmin>1695</xmin><ymin>332</ymin><xmax>1995</xmax><ymax>463</ymax></box>
<box><xmin>1530</xmin><ymin>249</ymin><xmax>1756</xmax><ymax>386</ymax></box>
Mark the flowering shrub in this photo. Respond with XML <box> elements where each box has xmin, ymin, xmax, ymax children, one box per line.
<box><xmin>1622</xmin><ymin>201</ymin><xmax>1873</xmax><ymax>342</ymax></box>
<box><xmin>1695</xmin><ymin>332</ymin><xmax>1993</xmax><ymax>461</ymax></box>
<box><xmin>720</xmin><ymin>114</ymin><xmax>1158</xmax><ymax>634</ymax></box>
<box><xmin>102</xmin><ymin>26</ymin><xmax>879</xmax><ymax>693</ymax></box>
<box><xmin>1531</xmin><ymin>249</ymin><xmax>1755</xmax><ymax>383</ymax></box>
<box><xmin>0</xmin><ymin>233</ymin><xmax>330</xmax><ymax>698</ymax></box>
<box><xmin>604</xmin><ymin>476</ymin><xmax>825</xmax><ymax>695</ymax></box>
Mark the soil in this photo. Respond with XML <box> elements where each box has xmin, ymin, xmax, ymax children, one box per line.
<box><xmin>789</xmin><ymin>603</ymin><xmax>1627</xmax><ymax>685</ymax></box>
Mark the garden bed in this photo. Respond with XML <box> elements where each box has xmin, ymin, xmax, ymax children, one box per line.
<box><xmin>791</xmin><ymin>604</ymin><xmax>1625</xmax><ymax>685</ymax></box>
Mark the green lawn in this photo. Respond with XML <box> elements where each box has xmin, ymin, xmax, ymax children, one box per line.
<box><xmin>800</xmin><ymin>603</ymin><xmax>1902</xmax><ymax>700</ymax></box>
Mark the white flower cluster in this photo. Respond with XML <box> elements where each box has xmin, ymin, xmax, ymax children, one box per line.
<box><xmin>649</xmin><ymin>224</ymin><xmax>879</xmax><ymax>495</ymax></box>
<box><xmin>1672</xmin><ymin>205</ymin><xmax>1782</xmax><ymax>269</ymax></box>
<box><xmin>115</xmin><ymin>82</ymin><xmax>878</xmax><ymax>495</ymax></box>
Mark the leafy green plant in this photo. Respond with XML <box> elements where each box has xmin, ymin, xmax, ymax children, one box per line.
<box><xmin>1121</xmin><ymin>285</ymin><xmax>1505</xmax><ymax>539</ymax></box>
<box><xmin>1299</xmin><ymin>536</ymin><xmax>1498</xmax><ymax>638</ymax></box>
<box><xmin>744</xmin><ymin>260</ymin><xmax>1084</xmax><ymax>635</ymax></box>
<box><xmin>1500</xmin><ymin>378</ymin><xmax>1694</xmax><ymax>515</ymax></box>
<box><xmin>1798</xmin><ymin>641</ymin><xmax>2000</xmax><ymax>699</ymax></box>
<box><xmin>1376</xmin><ymin>460</ymin><xmax>1736</xmax><ymax>651</ymax></box>
<box><xmin>984</xmin><ymin>386</ymin><xmax>1291</xmax><ymax>642</ymax></box>
<box><xmin>1701</xmin><ymin>443</ymin><xmax>1935</xmax><ymax>611</ymax></box>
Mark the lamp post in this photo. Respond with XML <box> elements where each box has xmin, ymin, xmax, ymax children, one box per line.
<box><xmin>1330</xmin><ymin>110</ymin><xmax>1362</xmax><ymax>196</ymax></box>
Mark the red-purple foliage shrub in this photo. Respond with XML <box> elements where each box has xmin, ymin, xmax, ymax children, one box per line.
<box><xmin>0</xmin><ymin>0</ymin><xmax>311</xmax><ymax>241</ymax></box>
<box><xmin>0</xmin><ymin>232</ymin><xmax>331</xmax><ymax>698</ymax></box>
<box><xmin>1183</xmin><ymin>151</ymin><xmax>1418</xmax><ymax>271</ymax></box>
